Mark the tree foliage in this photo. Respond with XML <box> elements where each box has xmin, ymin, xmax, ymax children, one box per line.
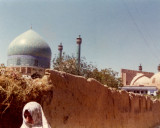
<box><xmin>53</xmin><ymin>53</ymin><xmax>122</xmax><ymax>88</ymax></box>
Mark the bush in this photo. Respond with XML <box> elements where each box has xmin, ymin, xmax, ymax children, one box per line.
<box><xmin>0</xmin><ymin>64</ymin><xmax>53</xmax><ymax>117</ymax></box>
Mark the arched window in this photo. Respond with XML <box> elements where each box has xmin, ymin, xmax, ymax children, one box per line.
<box><xmin>27</xmin><ymin>68</ymin><xmax>31</xmax><ymax>73</ymax></box>
<box><xmin>21</xmin><ymin>67</ymin><xmax>25</xmax><ymax>73</ymax></box>
<box><xmin>17</xmin><ymin>58</ymin><xmax>21</xmax><ymax>65</ymax></box>
<box><xmin>34</xmin><ymin>60</ymin><xmax>38</xmax><ymax>66</ymax></box>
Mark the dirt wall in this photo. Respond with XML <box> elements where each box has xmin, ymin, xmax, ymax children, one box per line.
<box><xmin>1</xmin><ymin>69</ymin><xmax>160</xmax><ymax>128</ymax></box>
<box><xmin>41</xmin><ymin>69</ymin><xmax>160</xmax><ymax>128</ymax></box>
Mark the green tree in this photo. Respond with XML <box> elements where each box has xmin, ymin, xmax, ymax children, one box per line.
<box><xmin>53</xmin><ymin>53</ymin><xmax>122</xmax><ymax>88</ymax></box>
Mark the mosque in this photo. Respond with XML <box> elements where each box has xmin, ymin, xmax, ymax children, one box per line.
<box><xmin>7</xmin><ymin>29</ymin><xmax>52</xmax><ymax>77</ymax></box>
<box><xmin>7</xmin><ymin>28</ymin><xmax>82</xmax><ymax>78</ymax></box>
<box><xmin>121</xmin><ymin>65</ymin><xmax>160</xmax><ymax>96</ymax></box>
<box><xmin>7</xmin><ymin>28</ymin><xmax>158</xmax><ymax>95</ymax></box>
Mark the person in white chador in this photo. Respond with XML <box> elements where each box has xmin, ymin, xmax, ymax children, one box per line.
<box><xmin>21</xmin><ymin>101</ymin><xmax>51</xmax><ymax>128</ymax></box>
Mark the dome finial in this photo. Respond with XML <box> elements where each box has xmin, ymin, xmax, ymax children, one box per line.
<box><xmin>139</xmin><ymin>64</ymin><xmax>142</xmax><ymax>71</ymax></box>
<box><xmin>30</xmin><ymin>24</ymin><xmax>32</xmax><ymax>29</ymax></box>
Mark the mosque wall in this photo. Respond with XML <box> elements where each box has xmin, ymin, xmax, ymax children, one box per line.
<box><xmin>41</xmin><ymin>69</ymin><xmax>160</xmax><ymax>128</ymax></box>
<box><xmin>121</xmin><ymin>69</ymin><xmax>154</xmax><ymax>85</ymax></box>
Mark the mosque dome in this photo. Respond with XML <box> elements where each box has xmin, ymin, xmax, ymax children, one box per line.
<box><xmin>150</xmin><ymin>72</ymin><xmax>160</xmax><ymax>89</ymax></box>
<box><xmin>8</xmin><ymin>29</ymin><xmax>51</xmax><ymax>59</ymax></box>
<box><xmin>7</xmin><ymin>29</ymin><xmax>51</xmax><ymax>68</ymax></box>
<box><xmin>130</xmin><ymin>73</ymin><xmax>150</xmax><ymax>86</ymax></box>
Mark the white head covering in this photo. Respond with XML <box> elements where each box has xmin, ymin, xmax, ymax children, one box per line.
<box><xmin>21</xmin><ymin>101</ymin><xmax>51</xmax><ymax>128</ymax></box>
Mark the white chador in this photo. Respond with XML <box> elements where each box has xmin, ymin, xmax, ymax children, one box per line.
<box><xmin>21</xmin><ymin>101</ymin><xmax>51</xmax><ymax>128</ymax></box>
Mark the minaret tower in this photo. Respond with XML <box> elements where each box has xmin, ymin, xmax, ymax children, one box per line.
<box><xmin>139</xmin><ymin>64</ymin><xmax>142</xmax><ymax>72</ymax></box>
<box><xmin>158</xmin><ymin>64</ymin><xmax>160</xmax><ymax>72</ymax></box>
<box><xmin>58</xmin><ymin>43</ymin><xmax>63</xmax><ymax>60</ymax></box>
<box><xmin>76</xmin><ymin>35</ymin><xmax>82</xmax><ymax>74</ymax></box>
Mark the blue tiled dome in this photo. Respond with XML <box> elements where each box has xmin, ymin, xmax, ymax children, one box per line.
<box><xmin>8</xmin><ymin>29</ymin><xmax>51</xmax><ymax>59</ymax></box>
<box><xmin>7</xmin><ymin>29</ymin><xmax>52</xmax><ymax>68</ymax></box>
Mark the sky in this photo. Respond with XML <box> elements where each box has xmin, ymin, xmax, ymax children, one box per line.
<box><xmin>0</xmin><ymin>0</ymin><xmax>160</xmax><ymax>75</ymax></box>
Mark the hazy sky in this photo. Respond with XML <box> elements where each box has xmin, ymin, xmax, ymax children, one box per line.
<box><xmin>0</xmin><ymin>0</ymin><xmax>160</xmax><ymax>74</ymax></box>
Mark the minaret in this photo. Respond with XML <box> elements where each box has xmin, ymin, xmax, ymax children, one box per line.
<box><xmin>76</xmin><ymin>35</ymin><xmax>82</xmax><ymax>74</ymax></box>
<box><xmin>158</xmin><ymin>64</ymin><xmax>160</xmax><ymax>72</ymax></box>
<box><xmin>139</xmin><ymin>64</ymin><xmax>142</xmax><ymax>72</ymax></box>
<box><xmin>58</xmin><ymin>43</ymin><xmax>63</xmax><ymax>60</ymax></box>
